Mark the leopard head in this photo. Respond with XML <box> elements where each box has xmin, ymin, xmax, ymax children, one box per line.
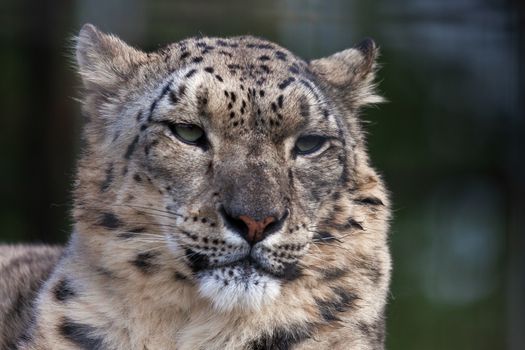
<box><xmin>73</xmin><ymin>24</ymin><xmax>390</xmax><ymax>314</ymax></box>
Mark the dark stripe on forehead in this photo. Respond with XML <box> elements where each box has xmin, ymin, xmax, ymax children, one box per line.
<box><xmin>124</xmin><ymin>135</ymin><xmax>139</xmax><ymax>159</ymax></box>
<box><xmin>333</xmin><ymin>110</ymin><xmax>349</xmax><ymax>184</ymax></box>
<box><xmin>298</xmin><ymin>78</ymin><xmax>332</xmax><ymax>120</ymax></box>
<box><xmin>147</xmin><ymin>79</ymin><xmax>173</xmax><ymax>122</ymax></box>
<box><xmin>298</xmin><ymin>79</ymin><xmax>320</xmax><ymax>101</ymax></box>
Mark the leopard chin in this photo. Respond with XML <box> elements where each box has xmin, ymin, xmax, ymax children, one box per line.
<box><xmin>197</xmin><ymin>260</ymin><xmax>282</xmax><ymax>312</ymax></box>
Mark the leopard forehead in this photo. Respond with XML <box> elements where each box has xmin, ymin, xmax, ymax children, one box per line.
<box><xmin>143</xmin><ymin>36</ymin><xmax>330</xmax><ymax>135</ymax></box>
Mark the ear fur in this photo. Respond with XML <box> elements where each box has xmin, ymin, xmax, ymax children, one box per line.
<box><xmin>309</xmin><ymin>38</ymin><xmax>384</xmax><ymax>109</ymax></box>
<box><xmin>75</xmin><ymin>23</ymin><xmax>147</xmax><ymax>91</ymax></box>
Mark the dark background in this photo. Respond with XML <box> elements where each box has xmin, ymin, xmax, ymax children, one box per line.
<box><xmin>1</xmin><ymin>0</ymin><xmax>523</xmax><ymax>349</ymax></box>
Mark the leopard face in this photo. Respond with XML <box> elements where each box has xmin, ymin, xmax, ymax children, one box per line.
<box><xmin>74</xmin><ymin>25</ymin><xmax>389</xmax><ymax>314</ymax></box>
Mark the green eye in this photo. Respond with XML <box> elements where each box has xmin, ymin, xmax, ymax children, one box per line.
<box><xmin>294</xmin><ymin>135</ymin><xmax>326</xmax><ymax>155</ymax></box>
<box><xmin>167</xmin><ymin>123</ymin><xmax>206</xmax><ymax>145</ymax></box>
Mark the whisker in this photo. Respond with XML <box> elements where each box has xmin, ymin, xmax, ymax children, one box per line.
<box><xmin>111</xmin><ymin>221</ymin><xmax>180</xmax><ymax>229</ymax></box>
<box><xmin>113</xmin><ymin>203</ymin><xmax>183</xmax><ymax>218</ymax></box>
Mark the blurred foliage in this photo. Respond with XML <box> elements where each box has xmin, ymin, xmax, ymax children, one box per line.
<box><xmin>0</xmin><ymin>0</ymin><xmax>523</xmax><ymax>349</ymax></box>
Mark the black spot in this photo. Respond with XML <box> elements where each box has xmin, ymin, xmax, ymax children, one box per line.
<box><xmin>277</xmin><ymin>263</ymin><xmax>302</xmax><ymax>281</ymax></box>
<box><xmin>348</xmin><ymin>218</ymin><xmax>364</xmax><ymax>231</ymax></box>
<box><xmin>355</xmin><ymin>197</ymin><xmax>384</xmax><ymax>206</ymax></box>
<box><xmin>124</xmin><ymin>135</ymin><xmax>139</xmax><ymax>159</ymax></box>
<box><xmin>136</xmin><ymin>111</ymin><xmax>143</xmax><ymax>122</ymax></box>
<box><xmin>100</xmin><ymin>163</ymin><xmax>114</xmax><ymax>192</ymax></box>
<box><xmin>259</xmin><ymin>90</ymin><xmax>265</xmax><ymax>97</ymax></box>
<box><xmin>248</xmin><ymin>43</ymin><xmax>273</xmax><ymax>49</ymax></box>
<box><xmin>278</xmin><ymin>77</ymin><xmax>295</xmax><ymax>90</ymax></box>
<box><xmin>131</xmin><ymin>252</ymin><xmax>158</xmax><ymax>274</ymax></box>
<box><xmin>249</xmin><ymin>325</ymin><xmax>311</xmax><ymax>350</ymax></box>
<box><xmin>219</xmin><ymin>50</ymin><xmax>233</xmax><ymax>57</ymax></box>
<box><xmin>180</xmin><ymin>51</ymin><xmax>190</xmax><ymax>60</ymax></box>
<box><xmin>192</xmin><ymin>56</ymin><xmax>203</xmax><ymax>63</ymax></box>
<box><xmin>321</xmin><ymin>267</ymin><xmax>348</xmax><ymax>281</ymax></box>
<box><xmin>198</xmin><ymin>95</ymin><xmax>208</xmax><ymax>106</ymax></box>
<box><xmin>185</xmin><ymin>248</ymin><xmax>209</xmax><ymax>273</ymax></box>
<box><xmin>230</xmin><ymin>92</ymin><xmax>237</xmax><ymax>102</ymax></box>
<box><xmin>179</xmin><ymin>84</ymin><xmax>187</xmax><ymax>96</ymax></box>
<box><xmin>174</xmin><ymin>272</ymin><xmax>188</xmax><ymax>281</ymax></box>
<box><xmin>204</xmin><ymin>66</ymin><xmax>214</xmax><ymax>73</ymax></box>
<box><xmin>288</xmin><ymin>65</ymin><xmax>299</xmax><ymax>74</ymax></box>
<box><xmin>133</xmin><ymin>173</ymin><xmax>142</xmax><ymax>182</ymax></box>
<box><xmin>299</xmin><ymin>101</ymin><xmax>310</xmax><ymax>117</ymax></box>
<box><xmin>277</xmin><ymin>95</ymin><xmax>284</xmax><ymax>108</ymax></box>
<box><xmin>259</xmin><ymin>65</ymin><xmax>270</xmax><ymax>73</ymax></box>
<box><xmin>271</xmin><ymin>102</ymin><xmax>277</xmax><ymax>112</ymax></box>
<box><xmin>99</xmin><ymin>212</ymin><xmax>121</xmax><ymax>230</ymax></box>
<box><xmin>59</xmin><ymin>318</ymin><xmax>105</xmax><ymax>350</ymax></box>
<box><xmin>316</xmin><ymin>287</ymin><xmax>358</xmax><ymax>322</ymax></box>
<box><xmin>259</xmin><ymin>55</ymin><xmax>270</xmax><ymax>61</ymax></box>
<box><xmin>170</xmin><ymin>91</ymin><xmax>179</xmax><ymax>104</ymax></box>
<box><xmin>275</xmin><ymin>51</ymin><xmax>287</xmax><ymax>61</ymax></box>
<box><xmin>215</xmin><ymin>74</ymin><xmax>224</xmax><ymax>82</ymax></box>
<box><xmin>53</xmin><ymin>279</ymin><xmax>75</xmax><ymax>302</ymax></box>
<box><xmin>185</xmin><ymin>69</ymin><xmax>197</xmax><ymax>78</ymax></box>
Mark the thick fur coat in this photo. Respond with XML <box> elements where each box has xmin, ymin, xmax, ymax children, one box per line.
<box><xmin>0</xmin><ymin>24</ymin><xmax>391</xmax><ymax>350</ymax></box>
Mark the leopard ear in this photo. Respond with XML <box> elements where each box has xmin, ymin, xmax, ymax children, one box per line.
<box><xmin>309</xmin><ymin>38</ymin><xmax>384</xmax><ymax>109</ymax></box>
<box><xmin>75</xmin><ymin>23</ymin><xmax>147</xmax><ymax>91</ymax></box>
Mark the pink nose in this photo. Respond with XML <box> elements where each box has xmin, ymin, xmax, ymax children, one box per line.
<box><xmin>237</xmin><ymin>215</ymin><xmax>276</xmax><ymax>243</ymax></box>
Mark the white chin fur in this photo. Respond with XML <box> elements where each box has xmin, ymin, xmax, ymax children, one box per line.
<box><xmin>197</xmin><ymin>265</ymin><xmax>281</xmax><ymax>313</ymax></box>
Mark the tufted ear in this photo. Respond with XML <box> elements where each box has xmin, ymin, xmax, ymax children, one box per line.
<box><xmin>75</xmin><ymin>23</ymin><xmax>147</xmax><ymax>91</ymax></box>
<box><xmin>309</xmin><ymin>38</ymin><xmax>384</xmax><ymax>109</ymax></box>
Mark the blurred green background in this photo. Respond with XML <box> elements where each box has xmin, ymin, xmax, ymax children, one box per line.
<box><xmin>0</xmin><ymin>0</ymin><xmax>523</xmax><ymax>349</ymax></box>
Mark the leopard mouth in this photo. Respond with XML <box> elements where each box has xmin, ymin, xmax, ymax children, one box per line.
<box><xmin>199</xmin><ymin>258</ymin><xmax>269</xmax><ymax>283</ymax></box>
<box><xmin>189</xmin><ymin>251</ymin><xmax>273</xmax><ymax>277</ymax></box>
<box><xmin>186</xmin><ymin>248</ymin><xmax>300</xmax><ymax>281</ymax></box>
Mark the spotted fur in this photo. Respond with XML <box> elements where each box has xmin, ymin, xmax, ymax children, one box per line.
<box><xmin>0</xmin><ymin>24</ymin><xmax>391</xmax><ymax>349</ymax></box>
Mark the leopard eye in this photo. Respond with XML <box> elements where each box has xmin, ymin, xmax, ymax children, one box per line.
<box><xmin>167</xmin><ymin>123</ymin><xmax>206</xmax><ymax>145</ymax></box>
<box><xmin>294</xmin><ymin>135</ymin><xmax>326</xmax><ymax>155</ymax></box>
